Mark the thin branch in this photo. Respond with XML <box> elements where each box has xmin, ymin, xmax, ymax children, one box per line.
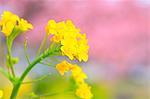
<box><xmin>0</xmin><ymin>66</ymin><xmax>10</xmax><ymax>80</ymax></box>
<box><xmin>38</xmin><ymin>90</ymin><xmax>73</xmax><ymax>98</ymax></box>
<box><xmin>50</xmin><ymin>57</ymin><xmax>60</xmax><ymax>63</ymax></box>
<box><xmin>22</xmin><ymin>74</ymin><xmax>50</xmax><ymax>84</ymax></box>
<box><xmin>39</xmin><ymin>62</ymin><xmax>55</xmax><ymax>67</ymax></box>
<box><xmin>6</xmin><ymin>37</ymin><xmax>16</xmax><ymax>77</ymax></box>
<box><xmin>36</xmin><ymin>33</ymin><xmax>48</xmax><ymax>56</ymax></box>
<box><xmin>24</xmin><ymin>39</ymin><xmax>30</xmax><ymax>65</ymax></box>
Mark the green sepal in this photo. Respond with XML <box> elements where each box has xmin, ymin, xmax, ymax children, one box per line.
<box><xmin>12</xmin><ymin>57</ymin><xmax>19</xmax><ymax>64</ymax></box>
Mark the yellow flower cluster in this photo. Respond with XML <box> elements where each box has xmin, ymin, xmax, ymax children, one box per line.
<box><xmin>46</xmin><ymin>20</ymin><xmax>89</xmax><ymax>62</ymax></box>
<box><xmin>0</xmin><ymin>90</ymin><xmax>3</xmax><ymax>98</ymax></box>
<box><xmin>56</xmin><ymin>60</ymin><xmax>93</xmax><ymax>99</ymax></box>
<box><xmin>76</xmin><ymin>83</ymin><xmax>93</xmax><ymax>99</ymax></box>
<box><xmin>0</xmin><ymin>11</ymin><xmax>33</xmax><ymax>36</ymax></box>
<box><xmin>55</xmin><ymin>60</ymin><xmax>70</xmax><ymax>76</ymax></box>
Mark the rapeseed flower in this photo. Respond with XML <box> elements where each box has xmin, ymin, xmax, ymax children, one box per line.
<box><xmin>45</xmin><ymin>20</ymin><xmax>89</xmax><ymax>62</ymax></box>
<box><xmin>0</xmin><ymin>11</ymin><xmax>33</xmax><ymax>37</ymax></box>
<box><xmin>17</xmin><ymin>19</ymin><xmax>33</xmax><ymax>32</ymax></box>
<box><xmin>56</xmin><ymin>60</ymin><xmax>71</xmax><ymax>76</ymax></box>
<box><xmin>56</xmin><ymin>60</ymin><xmax>93</xmax><ymax>99</ymax></box>
<box><xmin>0</xmin><ymin>11</ymin><xmax>19</xmax><ymax>36</ymax></box>
<box><xmin>76</xmin><ymin>83</ymin><xmax>93</xmax><ymax>99</ymax></box>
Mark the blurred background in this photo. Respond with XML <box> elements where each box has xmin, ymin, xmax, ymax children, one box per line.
<box><xmin>0</xmin><ymin>0</ymin><xmax>149</xmax><ymax>99</ymax></box>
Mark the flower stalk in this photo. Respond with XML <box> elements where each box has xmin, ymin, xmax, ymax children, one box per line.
<box><xmin>10</xmin><ymin>47</ymin><xmax>60</xmax><ymax>99</ymax></box>
<box><xmin>6</xmin><ymin>37</ymin><xmax>16</xmax><ymax>77</ymax></box>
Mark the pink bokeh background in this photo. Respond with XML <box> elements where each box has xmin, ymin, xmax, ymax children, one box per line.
<box><xmin>0</xmin><ymin>0</ymin><xmax>149</xmax><ymax>80</ymax></box>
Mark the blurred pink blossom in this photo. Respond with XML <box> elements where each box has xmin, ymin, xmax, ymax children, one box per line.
<box><xmin>0</xmin><ymin>0</ymin><xmax>149</xmax><ymax>73</ymax></box>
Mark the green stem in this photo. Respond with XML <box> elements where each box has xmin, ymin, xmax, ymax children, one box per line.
<box><xmin>6</xmin><ymin>37</ymin><xmax>15</xmax><ymax>77</ymax></box>
<box><xmin>38</xmin><ymin>90</ymin><xmax>73</xmax><ymax>98</ymax></box>
<box><xmin>0</xmin><ymin>66</ymin><xmax>11</xmax><ymax>80</ymax></box>
<box><xmin>36</xmin><ymin>33</ymin><xmax>48</xmax><ymax>56</ymax></box>
<box><xmin>8</xmin><ymin>45</ymin><xmax>15</xmax><ymax>77</ymax></box>
<box><xmin>24</xmin><ymin>39</ymin><xmax>30</xmax><ymax>64</ymax></box>
<box><xmin>10</xmin><ymin>49</ymin><xmax>58</xmax><ymax>99</ymax></box>
<box><xmin>22</xmin><ymin>74</ymin><xmax>49</xmax><ymax>84</ymax></box>
<box><xmin>39</xmin><ymin>61</ymin><xmax>55</xmax><ymax>67</ymax></box>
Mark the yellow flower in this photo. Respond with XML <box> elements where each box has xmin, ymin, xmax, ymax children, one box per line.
<box><xmin>45</xmin><ymin>20</ymin><xmax>89</xmax><ymax>62</ymax></box>
<box><xmin>56</xmin><ymin>60</ymin><xmax>71</xmax><ymax>76</ymax></box>
<box><xmin>56</xmin><ymin>61</ymin><xmax>93</xmax><ymax>99</ymax></box>
<box><xmin>0</xmin><ymin>90</ymin><xmax>3</xmax><ymax>98</ymax></box>
<box><xmin>61</xmin><ymin>38</ymin><xmax>78</xmax><ymax>60</ymax></box>
<box><xmin>45</xmin><ymin>20</ymin><xmax>57</xmax><ymax>35</ymax></box>
<box><xmin>70</xmin><ymin>65</ymin><xmax>82</xmax><ymax>76</ymax></box>
<box><xmin>76</xmin><ymin>34</ymin><xmax>89</xmax><ymax>62</ymax></box>
<box><xmin>51</xmin><ymin>34</ymin><xmax>64</xmax><ymax>43</ymax></box>
<box><xmin>0</xmin><ymin>11</ymin><xmax>33</xmax><ymax>37</ymax></box>
<box><xmin>76</xmin><ymin>83</ymin><xmax>93</xmax><ymax>99</ymax></box>
<box><xmin>0</xmin><ymin>11</ymin><xmax>19</xmax><ymax>36</ymax></box>
<box><xmin>73</xmin><ymin>71</ymin><xmax>87</xmax><ymax>84</ymax></box>
<box><xmin>17</xmin><ymin>19</ymin><xmax>33</xmax><ymax>32</ymax></box>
